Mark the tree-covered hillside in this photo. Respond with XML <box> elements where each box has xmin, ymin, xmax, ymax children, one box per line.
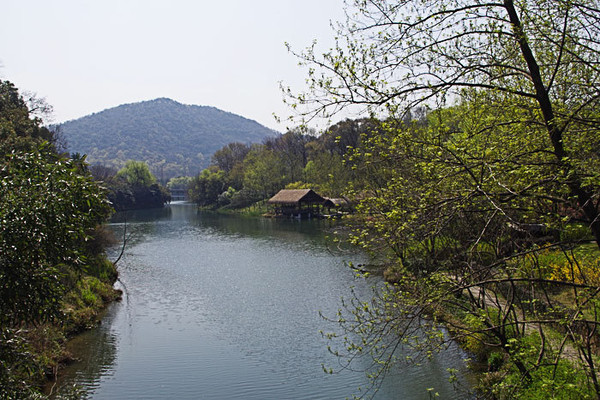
<box><xmin>59</xmin><ymin>98</ymin><xmax>277</xmax><ymax>181</ymax></box>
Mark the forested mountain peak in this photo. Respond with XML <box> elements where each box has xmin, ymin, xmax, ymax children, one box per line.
<box><xmin>59</xmin><ymin>98</ymin><xmax>278</xmax><ymax>180</ymax></box>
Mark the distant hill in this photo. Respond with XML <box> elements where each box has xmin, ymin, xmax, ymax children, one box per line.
<box><xmin>59</xmin><ymin>98</ymin><xmax>278</xmax><ymax>181</ymax></box>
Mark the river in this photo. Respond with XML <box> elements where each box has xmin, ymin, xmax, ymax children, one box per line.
<box><xmin>51</xmin><ymin>203</ymin><xmax>471</xmax><ymax>399</ymax></box>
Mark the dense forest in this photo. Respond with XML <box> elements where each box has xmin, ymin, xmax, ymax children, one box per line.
<box><xmin>0</xmin><ymin>80</ymin><xmax>121</xmax><ymax>398</ymax></box>
<box><xmin>187</xmin><ymin>119</ymin><xmax>370</xmax><ymax>209</ymax></box>
<box><xmin>59</xmin><ymin>98</ymin><xmax>277</xmax><ymax>181</ymax></box>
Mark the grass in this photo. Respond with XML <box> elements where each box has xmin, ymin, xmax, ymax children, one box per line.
<box><xmin>204</xmin><ymin>200</ymin><xmax>270</xmax><ymax>217</ymax></box>
<box><xmin>1</xmin><ymin>255</ymin><xmax>122</xmax><ymax>397</ymax></box>
<box><xmin>62</xmin><ymin>272</ymin><xmax>121</xmax><ymax>334</ymax></box>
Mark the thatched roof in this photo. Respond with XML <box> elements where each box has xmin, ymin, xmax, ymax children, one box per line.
<box><xmin>267</xmin><ymin>189</ymin><xmax>326</xmax><ymax>205</ymax></box>
<box><xmin>323</xmin><ymin>197</ymin><xmax>349</xmax><ymax>207</ymax></box>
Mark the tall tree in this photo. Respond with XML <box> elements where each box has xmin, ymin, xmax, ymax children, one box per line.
<box><xmin>189</xmin><ymin>167</ymin><xmax>229</xmax><ymax>207</ymax></box>
<box><xmin>289</xmin><ymin>0</ymin><xmax>600</xmax><ymax>246</ymax></box>
<box><xmin>211</xmin><ymin>142</ymin><xmax>251</xmax><ymax>174</ymax></box>
<box><xmin>242</xmin><ymin>145</ymin><xmax>286</xmax><ymax>199</ymax></box>
<box><xmin>0</xmin><ymin>80</ymin><xmax>55</xmax><ymax>154</ymax></box>
<box><xmin>210</xmin><ymin>142</ymin><xmax>252</xmax><ymax>190</ymax></box>
<box><xmin>0</xmin><ymin>149</ymin><xmax>111</xmax><ymax>325</ymax></box>
<box><xmin>264</xmin><ymin>129</ymin><xmax>316</xmax><ymax>183</ymax></box>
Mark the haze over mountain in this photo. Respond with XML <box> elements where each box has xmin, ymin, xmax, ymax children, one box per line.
<box><xmin>59</xmin><ymin>98</ymin><xmax>278</xmax><ymax>181</ymax></box>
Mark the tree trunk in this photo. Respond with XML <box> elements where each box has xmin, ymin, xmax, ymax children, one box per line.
<box><xmin>504</xmin><ymin>0</ymin><xmax>600</xmax><ymax>250</ymax></box>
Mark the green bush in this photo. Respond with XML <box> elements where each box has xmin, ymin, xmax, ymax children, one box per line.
<box><xmin>500</xmin><ymin>362</ymin><xmax>596</xmax><ymax>400</ymax></box>
<box><xmin>561</xmin><ymin>223</ymin><xmax>594</xmax><ymax>243</ymax></box>
<box><xmin>487</xmin><ymin>351</ymin><xmax>504</xmax><ymax>372</ymax></box>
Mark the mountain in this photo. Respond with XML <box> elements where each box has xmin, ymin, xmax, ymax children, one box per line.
<box><xmin>59</xmin><ymin>98</ymin><xmax>278</xmax><ymax>181</ymax></box>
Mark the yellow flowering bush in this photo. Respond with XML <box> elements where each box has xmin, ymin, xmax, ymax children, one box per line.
<box><xmin>545</xmin><ymin>250</ymin><xmax>600</xmax><ymax>286</ymax></box>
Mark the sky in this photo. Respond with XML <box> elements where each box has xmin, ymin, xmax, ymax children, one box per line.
<box><xmin>1</xmin><ymin>1</ymin><xmax>348</xmax><ymax>132</ymax></box>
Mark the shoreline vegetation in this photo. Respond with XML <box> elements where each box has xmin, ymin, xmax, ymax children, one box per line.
<box><xmin>191</xmin><ymin>172</ymin><xmax>600</xmax><ymax>397</ymax></box>
<box><xmin>40</xmin><ymin>256</ymin><xmax>122</xmax><ymax>398</ymax></box>
<box><xmin>0</xmin><ymin>80</ymin><xmax>124</xmax><ymax>398</ymax></box>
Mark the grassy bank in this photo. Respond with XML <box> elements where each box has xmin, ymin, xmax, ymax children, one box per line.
<box><xmin>197</xmin><ymin>200</ymin><xmax>269</xmax><ymax>218</ymax></box>
<box><xmin>1</xmin><ymin>252</ymin><xmax>121</xmax><ymax>399</ymax></box>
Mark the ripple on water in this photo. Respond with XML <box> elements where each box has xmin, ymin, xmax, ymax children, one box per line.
<box><xmin>53</xmin><ymin>205</ymin><xmax>472</xmax><ymax>400</ymax></box>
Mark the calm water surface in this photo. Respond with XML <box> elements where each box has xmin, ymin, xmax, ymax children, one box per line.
<box><xmin>52</xmin><ymin>203</ymin><xmax>471</xmax><ymax>399</ymax></box>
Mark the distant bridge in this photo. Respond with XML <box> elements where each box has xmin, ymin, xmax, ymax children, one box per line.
<box><xmin>169</xmin><ymin>188</ymin><xmax>189</xmax><ymax>201</ymax></box>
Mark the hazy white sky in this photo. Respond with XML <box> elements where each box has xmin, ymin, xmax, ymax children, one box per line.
<box><xmin>1</xmin><ymin>1</ymin><xmax>347</xmax><ymax>131</ymax></box>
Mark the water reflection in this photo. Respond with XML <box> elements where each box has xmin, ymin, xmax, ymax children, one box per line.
<box><xmin>47</xmin><ymin>302</ymin><xmax>119</xmax><ymax>398</ymax></box>
<box><xmin>110</xmin><ymin>206</ymin><xmax>174</xmax><ymax>223</ymax></box>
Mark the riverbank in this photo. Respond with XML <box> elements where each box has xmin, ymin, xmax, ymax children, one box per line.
<box><xmin>378</xmin><ymin>240</ymin><xmax>600</xmax><ymax>399</ymax></box>
<box><xmin>196</xmin><ymin>200</ymin><xmax>269</xmax><ymax>218</ymax></box>
<box><xmin>7</xmin><ymin>252</ymin><xmax>122</xmax><ymax>398</ymax></box>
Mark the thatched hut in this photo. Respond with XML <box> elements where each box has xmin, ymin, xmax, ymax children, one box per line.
<box><xmin>267</xmin><ymin>189</ymin><xmax>326</xmax><ymax>218</ymax></box>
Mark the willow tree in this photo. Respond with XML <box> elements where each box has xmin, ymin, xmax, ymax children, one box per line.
<box><xmin>288</xmin><ymin>1</ymin><xmax>600</xmax><ymax>398</ymax></box>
